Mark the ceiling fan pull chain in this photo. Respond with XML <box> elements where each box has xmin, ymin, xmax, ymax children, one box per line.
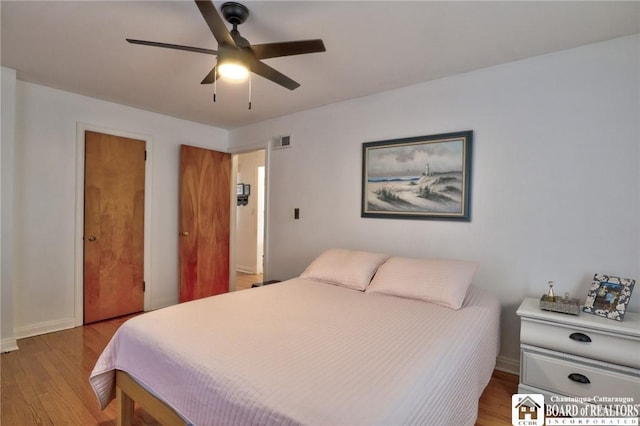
<box><xmin>213</xmin><ymin>65</ymin><xmax>217</xmax><ymax>103</ymax></box>
<box><xmin>248</xmin><ymin>74</ymin><xmax>252</xmax><ymax>110</ymax></box>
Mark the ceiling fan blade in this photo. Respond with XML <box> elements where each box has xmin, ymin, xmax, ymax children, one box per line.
<box><xmin>250</xmin><ymin>39</ymin><xmax>326</xmax><ymax>60</ymax></box>
<box><xmin>200</xmin><ymin>65</ymin><xmax>220</xmax><ymax>84</ymax></box>
<box><xmin>126</xmin><ymin>39</ymin><xmax>218</xmax><ymax>55</ymax></box>
<box><xmin>248</xmin><ymin>59</ymin><xmax>300</xmax><ymax>90</ymax></box>
<box><xmin>194</xmin><ymin>0</ymin><xmax>236</xmax><ymax>47</ymax></box>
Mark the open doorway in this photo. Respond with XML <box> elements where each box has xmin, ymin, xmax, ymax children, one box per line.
<box><xmin>235</xmin><ymin>150</ymin><xmax>265</xmax><ymax>290</ymax></box>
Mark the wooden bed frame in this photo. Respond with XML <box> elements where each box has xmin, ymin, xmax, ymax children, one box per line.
<box><xmin>115</xmin><ymin>370</ymin><xmax>186</xmax><ymax>426</ymax></box>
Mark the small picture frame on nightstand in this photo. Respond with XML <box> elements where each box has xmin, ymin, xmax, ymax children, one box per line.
<box><xmin>583</xmin><ymin>274</ymin><xmax>635</xmax><ymax>321</ymax></box>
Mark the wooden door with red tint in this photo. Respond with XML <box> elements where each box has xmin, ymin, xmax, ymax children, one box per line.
<box><xmin>179</xmin><ymin>144</ymin><xmax>231</xmax><ymax>302</ymax></box>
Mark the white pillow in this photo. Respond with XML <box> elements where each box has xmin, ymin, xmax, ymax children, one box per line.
<box><xmin>300</xmin><ymin>248</ymin><xmax>390</xmax><ymax>291</ymax></box>
<box><xmin>366</xmin><ymin>257</ymin><xmax>478</xmax><ymax>309</ymax></box>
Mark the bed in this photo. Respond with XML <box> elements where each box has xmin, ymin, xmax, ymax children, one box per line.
<box><xmin>90</xmin><ymin>249</ymin><xmax>500</xmax><ymax>425</ymax></box>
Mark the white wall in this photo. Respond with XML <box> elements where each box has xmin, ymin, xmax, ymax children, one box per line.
<box><xmin>236</xmin><ymin>150</ymin><xmax>265</xmax><ymax>273</ymax></box>
<box><xmin>230</xmin><ymin>35</ymin><xmax>640</xmax><ymax>371</ymax></box>
<box><xmin>10</xmin><ymin>81</ymin><xmax>228</xmax><ymax>338</ymax></box>
<box><xmin>1</xmin><ymin>67</ymin><xmax>18</xmax><ymax>351</ymax></box>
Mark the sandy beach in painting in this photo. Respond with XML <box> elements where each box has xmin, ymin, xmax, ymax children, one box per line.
<box><xmin>366</xmin><ymin>171</ymin><xmax>463</xmax><ymax>213</ymax></box>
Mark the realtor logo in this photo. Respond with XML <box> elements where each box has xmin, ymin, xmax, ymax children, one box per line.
<box><xmin>512</xmin><ymin>394</ymin><xmax>545</xmax><ymax>426</ymax></box>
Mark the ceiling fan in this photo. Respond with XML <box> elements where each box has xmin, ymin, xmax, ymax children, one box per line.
<box><xmin>126</xmin><ymin>0</ymin><xmax>326</xmax><ymax>91</ymax></box>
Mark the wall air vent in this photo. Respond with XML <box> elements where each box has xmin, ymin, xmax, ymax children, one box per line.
<box><xmin>272</xmin><ymin>135</ymin><xmax>291</xmax><ymax>150</ymax></box>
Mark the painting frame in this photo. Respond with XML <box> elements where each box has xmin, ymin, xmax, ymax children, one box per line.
<box><xmin>582</xmin><ymin>274</ymin><xmax>635</xmax><ymax>321</ymax></box>
<box><xmin>361</xmin><ymin>130</ymin><xmax>473</xmax><ymax>221</ymax></box>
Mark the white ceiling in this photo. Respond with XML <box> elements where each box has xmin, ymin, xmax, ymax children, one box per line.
<box><xmin>2</xmin><ymin>1</ymin><xmax>639</xmax><ymax>130</ymax></box>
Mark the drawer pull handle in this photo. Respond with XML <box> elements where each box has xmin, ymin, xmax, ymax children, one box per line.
<box><xmin>568</xmin><ymin>373</ymin><xmax>591</xmax><ymax>384</ymax></box>
<box><xmin>569</xmin><ymin>332</ymin><xmax>592</xmax><ymax>343</ymax></box>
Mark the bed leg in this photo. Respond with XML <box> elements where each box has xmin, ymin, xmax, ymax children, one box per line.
<box><xmin>116</xmin><ymin>384</ymin><xmax>134</xmax><ymax>426</ymax></box>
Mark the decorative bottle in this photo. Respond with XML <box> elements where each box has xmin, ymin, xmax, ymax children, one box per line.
<box><xmin>546</xmin><ymin>281</ymin><xmax>555</xmax><ymax>302</ymax></box>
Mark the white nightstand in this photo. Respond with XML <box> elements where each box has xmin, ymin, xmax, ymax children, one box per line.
<box><xmin>516</xmin><ymin>298</ymin><xmax>640</xmax><ymax>402</ymax></box>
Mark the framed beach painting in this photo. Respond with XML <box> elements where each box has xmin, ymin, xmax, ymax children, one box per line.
<box><xmin>361</xmin><ymin>131</ymin><xmax>473</xmax><ymax>221</ymax></box>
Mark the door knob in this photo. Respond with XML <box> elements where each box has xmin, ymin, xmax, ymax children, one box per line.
<box><xmin>179</xmin><ymin>231</ymin><xmax>190</xmax><ymax>237</ymax></box>
<box><xmin>87</xmin><ymin>236</ymin><xmax>96</xmax><ymax>242</ymax></box>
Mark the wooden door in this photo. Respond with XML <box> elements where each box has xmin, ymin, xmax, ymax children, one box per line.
<box><xmin>179</xmin><ymin>145</ymin><xmax>231</xmax><ymax>302</ymax></box>
<box><xmin>84</xmin><ymin>131</ymin><xmax>145</xmax><ymax>324</ymax></box>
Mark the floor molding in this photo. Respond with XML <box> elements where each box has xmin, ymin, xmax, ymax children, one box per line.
<box><xmin>1</xmin><ymin>338</ymin><xmax>19</xmax><ymax>353</ymax></box>
<box><xmin>495</xmin><ymin>355</ymin><xmax>519</xmax><ymax>375</ymax></box>
<box><xmin>14</xmin><ymin>318</ymin><xmax>76</xmax><ymax>340</ymax></box>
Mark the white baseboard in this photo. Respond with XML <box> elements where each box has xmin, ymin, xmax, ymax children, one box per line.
<box><xmin>236</xmin><ymin>265</ymin><xmax>258</xmax><ymax>274</ymax></box>
<box><xmin>14</xmin><ymin>317</ymin><xmax>76</xmax><ymax>340</ymax></box>
<box><xmin>495</xmin><ymin>355</ymin><xmax>520</xmax><ymax>375</ymax></box>
<box><xmin>1</xmin><ymin>338</ymin><xmax>19</xmax><ymax>353</ymax></box>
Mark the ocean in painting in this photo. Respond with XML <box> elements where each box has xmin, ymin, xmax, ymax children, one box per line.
<box><xmin>367</xmin><ymin>176</ymin><xmax>421</xmax><ymax>183</ymax></box>
<box><xmin>366</xmin><ymin>171</ymin><xmax>463</xmax><ymax>213</ymax></box>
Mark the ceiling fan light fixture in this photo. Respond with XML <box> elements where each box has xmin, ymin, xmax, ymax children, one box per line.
<box><xmin>218</xmin><ymin>61</ymin><xmax>249</xmax><ymax>80</ymax></box>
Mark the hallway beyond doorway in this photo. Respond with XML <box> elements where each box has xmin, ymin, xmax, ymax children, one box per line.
<box><xmin>236</xmin><ymin>272</ymin><xmax>263</xmax><ymax>291</ymax></box>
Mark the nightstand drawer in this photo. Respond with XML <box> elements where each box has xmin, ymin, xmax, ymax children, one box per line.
<box><xmin>521</xmin><ymin>349</ymin><xmax>640</xmax><ymax>400</ymax></box>
<box><xmin>521</xmin><ymin>319</ymin><xmax>640</xmax><ymax>368</ymax></box>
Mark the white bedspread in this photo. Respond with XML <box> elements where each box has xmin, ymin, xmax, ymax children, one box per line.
<box><xmin>90</xmin><ymin>278</ymin><xmax>500</xmax><ymax>425</ymax></box>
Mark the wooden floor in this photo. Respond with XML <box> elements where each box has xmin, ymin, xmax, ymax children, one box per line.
<box><xmin>235</xmin><ymin>271</ymin><xmax>263</xmax><ymax>291</ymax></box>
<box><xmin>476</xmin><ymin>369</ymin><xmax>519</xmax><ymax>426</ymax></box>
<box><xmin>1</xmin><ymin>283</ymin><xmax>518</xmax><ymax>425</ymax></box>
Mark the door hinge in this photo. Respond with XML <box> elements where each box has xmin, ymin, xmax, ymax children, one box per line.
<box><xmin>143</xmin><ymin>281</ymin><xmax>146</xmax><ymax>292</ymax></box>
<box><xmin>144</xmin><ymin>150</ymin><xmax>147</xmax><ymax>161</ymax></box>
